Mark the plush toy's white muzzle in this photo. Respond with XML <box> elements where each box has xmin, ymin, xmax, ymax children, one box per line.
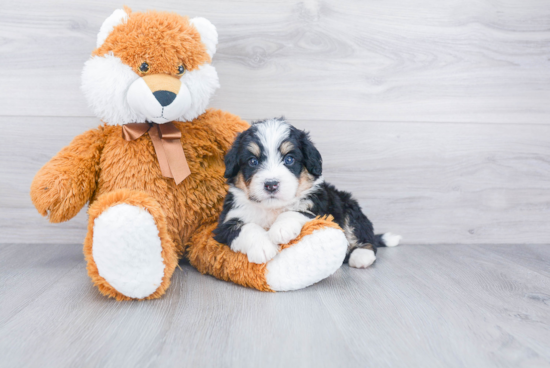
<box><xmin>126</xmin><ymin>75</ymin><xmax>192</xmax><ymax>124</ymax></box>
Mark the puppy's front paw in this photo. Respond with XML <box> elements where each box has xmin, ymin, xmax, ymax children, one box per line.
<box><xmin>247</xmin><ymin>237</ymin><xmax>279</xmax><ymax>264</ymax></box>
<box><xmin>231</xmin><ymin>223</ymin><xmax>279</xmax><ymax>264</ymax></box>
<box><xmin>268</xmin><ymin>219</ymin><xmax>304</xmax><ymax>245</ymax></box>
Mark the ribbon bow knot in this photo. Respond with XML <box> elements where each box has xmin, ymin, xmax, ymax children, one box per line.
<box><xmin>122</xmin><ymin>122</ymin><xmax>191</xmax><ymax>185</ymax></box>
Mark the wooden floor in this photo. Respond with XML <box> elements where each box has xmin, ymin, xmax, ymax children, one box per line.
<box><xmin>1</xmin><ymin>244</ymin><xmax>549</xmax><ymax>368</ymax></box>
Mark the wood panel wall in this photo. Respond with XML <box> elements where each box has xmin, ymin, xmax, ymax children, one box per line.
<box><xmin>1</xmin><ymin>0</ymin><xmax>549</xmax><ymax>244</ymax></box>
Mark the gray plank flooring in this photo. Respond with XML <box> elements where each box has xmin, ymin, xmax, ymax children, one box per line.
<box><xmin>0</xmin><ymin>243</ymin><xmax>549</xmax><ymax>368</ymax></box>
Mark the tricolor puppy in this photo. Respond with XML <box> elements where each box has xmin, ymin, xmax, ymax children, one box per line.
<box><xmin>214</xmin><ymin>118</ymin><xmax>401</xmax><ymax>267</ymax></box>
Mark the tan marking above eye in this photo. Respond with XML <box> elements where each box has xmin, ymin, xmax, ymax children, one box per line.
<box><xmin>247</xmin><ymin>142</ymin><xmax>261</xmax><ymax>157</ymax></box>
<box><xmin>280</xmin><ymin>141</ymin><xmax>294</xmax><ymax>155</ymax></box>
<box><xmin>142</xmin><ymin>74</ymin><xmax>181</xmax><ymax>94</ymax></box>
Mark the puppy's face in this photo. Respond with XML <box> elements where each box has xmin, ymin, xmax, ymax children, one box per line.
<box><xmin>225</xmin><ymin>118</ymin><xmax>322</xmax><ymax>208</ymax></box>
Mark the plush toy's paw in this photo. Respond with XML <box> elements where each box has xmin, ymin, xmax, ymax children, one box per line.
<box><xmin>30</xmin><ymin>173</ymin><xmax>73</xmax><ymax>222</ymax></box>
<box><xmin>231</xmin><ymin>223</ymin><xmax>278</xmax><ymax>264</ymax></box>
<box><xmin>348</xmin><ymin>248</ymin><xmax>376</xmax><ymax>269</ymax></box>
<box><xmin>92</xmin><ymin>204</ymin><xmax>167</xmax><ymax>299</ymax></box>
<box><xmin>31</xmin><ymin>167</ymin><xmax>94</xmax><ymax>223</ymax></box>
<box><xmin>268</xmin><ymin>211</ymin><xmax>310</xmax><ymax>245</ymax></box>
<box><xmin>85</xmin><ymin>190</ymin><xmax>178</xmax><ymax>301</ymax></box>
<box><xmin>266</xmin><ymin>218</ymin><xmax>348</xmax><ymax>291</ymax></box>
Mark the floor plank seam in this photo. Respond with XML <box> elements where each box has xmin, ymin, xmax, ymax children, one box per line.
<box><xmin>1</xmin><ymin>261</ymin><xmax>85</xmax><ymax>325</ymax></box>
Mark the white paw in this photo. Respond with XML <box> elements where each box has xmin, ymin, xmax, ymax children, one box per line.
<box><xmin>268</xmin><ymin>211</ymin><xmax>310</xmax><ymax>245</ymax></box>
<box><xmin>268</xmin><ymin>219</ymin><xmax>304</xmax><ymax>245</ymax></box>
<box><xmin>349</xmin><ymin>248</ymin><xmax>376</xmax><ymax>269</ymax></box>
<box><xmin>246</xmin><ymin>237</ymin><xmax>279</xmax><ymax>264</ymax></box>
<box><xmin>231</xmin><ymin>223</ymin><xmax>279</xmax><ymax>264</ymax></box>
<box><xmin>382</xmin><ymin>232</ymin><xmax>402</xmax><ymax>247</ymax></box>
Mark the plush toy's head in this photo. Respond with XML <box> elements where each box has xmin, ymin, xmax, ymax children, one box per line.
<box><xmin>82</xmin><ymin>8</ymin><xmax>219</xmax><ymax>125</ymax></box>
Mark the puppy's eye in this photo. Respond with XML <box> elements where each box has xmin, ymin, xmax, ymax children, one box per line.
<box><xmin>248</xmin><ymin>157</ymin><xmax>259</xmax><ymax>167</ymax></box>
<box><xmin>177</xmin><ymin>64</ymin><xmax>186</xmax><ymax>76</ymax></box>
<box><xmin>139</xmin><ymin>62</ymin><xmax>150</xmax><ymax>73</ymax></box>
<box><xmin>284</xmin><ymin>155</ymin><xmax>295</xmax><ymax>166</ymax></box>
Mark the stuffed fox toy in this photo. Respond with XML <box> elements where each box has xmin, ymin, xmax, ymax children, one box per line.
<box><xmin>30</xmin><ymin>8</ymin><xmax>348</xmax><ymax>300</ymax></box>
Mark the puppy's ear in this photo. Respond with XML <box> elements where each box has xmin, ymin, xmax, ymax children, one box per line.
<box><xmin>299</xmin><ymin>131</ymin><xmax>323</xmax><ymax>177</ymax></box>
<box><xmin>224</xmin><ymin>133</ymin><xmax>243</xmax><ymax>179</ymax></box>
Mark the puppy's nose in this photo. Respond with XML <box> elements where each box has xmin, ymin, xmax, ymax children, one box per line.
<box><xmin>153</xmin><ymin>90</ymin><xmax>177</xmax><ymax>107</ymax></box>
<box><xmin>264</xmin><ymin>180</ymin><xmax>279</xmax><ymax>193</ymax></box>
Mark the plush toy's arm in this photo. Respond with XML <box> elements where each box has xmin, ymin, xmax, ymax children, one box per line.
<box><xmin>30</xmin><ymin>127</ymin><xmax>106</xmax><ymax>223</ymax></box>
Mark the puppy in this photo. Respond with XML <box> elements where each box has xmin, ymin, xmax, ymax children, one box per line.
<box><xmin>214</xmin><ymin>118</ymin><xmax>401</xmax><ymax>268</ymax></box>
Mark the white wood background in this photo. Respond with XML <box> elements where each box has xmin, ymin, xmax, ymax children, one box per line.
<box><xmin>1</xmin><ymin>0</ymin><xmax>549</xmax><ymax>244</ymax></box>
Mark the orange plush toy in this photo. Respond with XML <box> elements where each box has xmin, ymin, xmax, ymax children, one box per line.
<box><xmin>30</xmin><ymin>8</ymin><xmax>348</xmax><ymax>300</ymax></box>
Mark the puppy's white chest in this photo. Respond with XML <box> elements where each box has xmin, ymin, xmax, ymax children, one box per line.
<box><xmin>251</xmin><ymin>208</ymin><xmax>280</xmax><ymax>229</ymax></box>
<box><xmin>227</xmin><ymin>205</ymin><xmax>281</xmax><ymax>230</ymax></box>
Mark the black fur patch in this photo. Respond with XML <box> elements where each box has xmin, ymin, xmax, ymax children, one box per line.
<box><xmin>276</xmin><ymin>125</ymin><xmax>323</xmax><ymax>179</ymax></box>
<box><xmin>293</xmin><ymin>126</ymin><xmax>322</xmax><ymax>177</ymax></box>
<box><xmin>224</xmin><ymin>126</ymin><xmax>263</xmax><ymax>183</ymax></box>
<box><xmin>304</xmin><ymin>182</ymin><xmax>382</xmax><ymax>262</ymax></box>
<box><xmin>213</xmin><ymin>191</ymin><xmax>245</xmax><ymax>245</ymax></box>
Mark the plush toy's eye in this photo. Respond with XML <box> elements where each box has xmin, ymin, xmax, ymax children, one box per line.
<box><xmin>284</xmin><ymin>155</ymin><xmax>295</xmax><ymax>166</ymax></box>
<box><xmin>177</xmin><ymin>64</ymin><xmax>186</xmax><ymax>76</ymax></box>
<box><xmin>248</xmin><ymin>157</ymin><xmax>259</xmax><ymax>167</ymax></box>
<box><xmin>139</xmin><ymin>62</ymin><xmax>150</xmax><ymax>73</ymax></box>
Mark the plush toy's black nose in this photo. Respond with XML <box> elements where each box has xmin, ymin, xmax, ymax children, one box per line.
<box><xmin>153</xmin><ymin>90</ymin><xmax>177</xmax><ymax>107</ymax></box>
<box><xmin>264</xmin><ymin>180</ymin><xmax>279</xmax><ymax>193</ymax></box>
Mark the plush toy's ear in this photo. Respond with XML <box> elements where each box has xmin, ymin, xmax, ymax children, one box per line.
<box><xmin>190</xmin><ymin>17</ymin><xmax>218</xmax><ymax>59</ymax></box>
<box><xmin>299</xmin><ymin>131</ymin><xmax>323</xmax><ymax>177</ymax></box>
<box><xmin>96</xmin><ymin>8</ymin><xmax>130</xmax><ymax>48</ymax></box>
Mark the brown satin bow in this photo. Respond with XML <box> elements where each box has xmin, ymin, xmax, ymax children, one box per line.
<box><xmin>122</xmin><ymin>122</ymin><xmax>191</xmax><ymax>185</ymax></box>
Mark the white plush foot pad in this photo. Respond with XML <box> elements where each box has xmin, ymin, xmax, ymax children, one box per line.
<box><xmin>348</xmin><ymin>248</ymin><xmax>376</xmax><ymax>269</ymax></box>
<box><xmin>93</xmin><ymin>204</ymin><xmax>165</xmax><ymax>299</ymax></box>
<box><xmin>266</xmin><ymin>227</ymin><xmax>348</xmax><ymax>291</ymax></box>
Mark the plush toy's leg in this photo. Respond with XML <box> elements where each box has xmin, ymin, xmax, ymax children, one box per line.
<box><xmin>84</xmin><ymin>190</ymin><xmax>178</xmax><ymax>301</ymax></box>
<box><xmin>265</xmin><ymin>218</ymin><xmax>348</xmax><ymax>291</ymax></box>
<box><xmin>186</xmin><ymin>217</ymin><xmax>348</xmax><ymax>292</ymax></box>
